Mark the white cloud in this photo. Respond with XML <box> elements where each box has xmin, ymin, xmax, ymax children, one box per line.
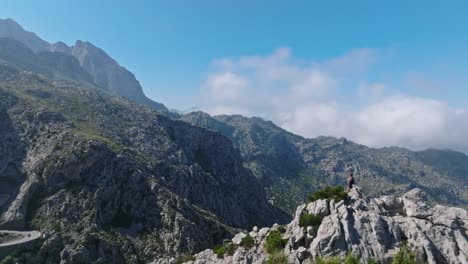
<box><xmin>358</xmin><ymin>82</ymin><xmax>386</xmax><ymax>100</ymax></box>
<box><xmin>202</xmin><ymin>72</ymin><xmax>248</xmax><ymax>101</ymax></box>
<box><xmin>196</xmin><ymin>48</ymin><xmax>468</xmax><ymax>153</ymax></box>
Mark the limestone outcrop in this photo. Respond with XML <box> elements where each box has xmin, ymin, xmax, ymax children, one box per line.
<box><xmin>188</xmin><ymin>187</ymin><xmax>468</xmax><ymax>264</ymax></box>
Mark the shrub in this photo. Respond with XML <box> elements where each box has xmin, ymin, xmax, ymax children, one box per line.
<box><xmin>368</xmin><ymin>258</ymin><xmax>379</xmax><ymax>264</ymax></box>
<box><xmin>299</xmin><ymin>213</ymin><xmax>322</xmax><ymax>231</ymax></box>
<box><xmin>175</xmin><ymin>254</ymin><xmax>195</xmax><ymax>264</ymax></box>
<box><xmin>344</xmin><ymin>253</ymin><xmax>360</xmax><ymax>264</ymax></box>
<box><xmin>308</xmin><ymin>186</ymin><xmax>348</xmax><ymax>203</ymax></box>
<box><xmin>213</xmin><ymin>245</ymin><xmax>226</xmax><ymax>258</ymax></box>
<box><xmin>314</xmin><ymin>256</ymin><xmax>341</xmax><ymax>264</ymax></box>
<box><xmin>241</xmin><ymin>235</ymin><xmax>254</xmax><ymax>249</ymax></box>
<box><xmin>51</xmin><ymin>222</ymin><xmax>61</xmax><ymax>233</ymax></box>
<box><xmin>265</xmin><ymin>230</ymin><xmax>287</xmax><ymax>254</ymax></box>
<box><xmin>313</xmin><ymin>253</ymin><xmax>361</xmax><ymax>264</ymax></box>
<box><xmin>264</xmin><ymin>252</ymin><xmax>288</xmax><ymax>264</ymax></box>
<box><xmin>225</xmin><ymin>243</ymin><xmax>237</xmax><ymax>256</ymax></box>
<box><xmin>277</xmin><ymin>225</ymin><xmax>286</xmax><ymax>234</ymax></box>
<box><xmin>392</xmin><ymin>244</ymin><xmax>425</xmax><ymax>264</ymax></box>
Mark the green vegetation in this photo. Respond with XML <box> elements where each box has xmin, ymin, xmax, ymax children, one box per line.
<box><xmin>213</xmin><ymin>242</ymin><xmax>238</xmax><ymax>258</ymax></box>
<box><xmin>225</xmin><ymin>243</ymin><xmax>237</xmax><ymax>256</ymax></box>
<box><xmin>314</xmin><ymin>256</ymin><xmax>341</xmax><ymax>264</ymax></box>
<box><xmin>392</xmin><ymin>244</ymin><xmax>426</xmax><ymax>264</ymax></box>
<box><xmin>51</xmin><ymin>221</ymin><xmax>62</xmax><ymax>233</ymax></box>
<box><xmin>75</xmin><ymin>128</ymin><xmax>121</xmax><ymax>152</ymax></box>
<box><xmin>277</xmin><ymin>225</ymin><xmax>286</xmax><ymax>234</ymax></box>
<box><xmin>368</xmin><ymin>259</ymin><xmax>378</xmax><ymax>264</ymax></box>
<box><xmin>313</xmin><ymin>253</ymin><xmax>362</xmax><ymax>264</ymax></box>
<box><xmin>344</xmin><ymin>253</ymin><xmax>360</xmax><ymax>264</ymax></box>
<box><xmin>308</xmin><ymin>186</ymin><xmax>348</xmax><ymax>203</ymax></box>
<box><xmin>264</xmin><ymin>252</ymin><xmax>288</xmax><ymax>264</ymax></box>
<box><xmin>241</xmin><ymin>235</ymin><xmax>255</xmax><ymax>249</ymax></box>
<box><xmin>299</xmin><ymin>213</ymin><xmax>322</xmax><ymax>231</ymax></box>
<box><xmin>213</xmin><ymin>244</ymin><xmax>226</xmax><ymax>258</ymax></box>
<box><xmin>175</xmin><ymin>254</ymin><xmax>195</xmax><ymax>264</ymax></box>
<box><xmin>265</xmin><ymin>230</ymin><xmax>287</xmax><ymax>254</ymax></box>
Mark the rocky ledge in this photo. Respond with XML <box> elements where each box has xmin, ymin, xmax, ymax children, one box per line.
<box><xmin>185</xmin><ymin>187</ymin><xmax>468</xmax><ymax>264</ymax></box>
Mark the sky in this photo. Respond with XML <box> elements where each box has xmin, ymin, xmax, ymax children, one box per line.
<box><xmin>2</xmin><ymin>0</ymin><xmax>468</xmax><ymax>152</ymax></box>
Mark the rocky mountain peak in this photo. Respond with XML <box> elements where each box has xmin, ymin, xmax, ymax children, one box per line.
<box><xmin>0</xmin><ymin>18</ymin><xmax>50</xmax><ymax>53</ymax></box>
<box><xmin>0</xmin><ymin>18</ymin><xmax>168</xmax><ymax>111</ymax></box>
<box><xmin>187</xmin><ymin>187</ymin><xmax>468</xmax><ymax>264</ymax></box>
<box><xmin>50</xmin><ymin>41</ymin><xmax>71</xmax><ymax>53</ymax></box>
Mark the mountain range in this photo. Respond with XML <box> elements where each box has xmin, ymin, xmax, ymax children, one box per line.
<box><xmin>0</xmin><ymin>18</ymin><xmax>167</xmax><ymax>111</ymax></box>
<box><xmin>0</xmin><ymin>18</ymin><xmax>467</xmax><ymax>263</ymax></box>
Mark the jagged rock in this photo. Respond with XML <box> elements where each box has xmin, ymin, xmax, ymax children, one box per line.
<box><xmin>189</xmin><ymin>187</ymin><xmax>468</xmax><ymax>264</ymax></box>
<box><xmin>258</xmin><ymin>228</ymin><xmax>270</xmax><ymax>238</ymax></box>
<box><xmin>232</xmin><ymin>233</ymin><xmax>247</xmax><ymax>245</ymax></box>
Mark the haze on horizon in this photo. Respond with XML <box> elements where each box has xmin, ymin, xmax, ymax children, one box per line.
<box><xmin>2</xmin><ymin>0</ymin><xmax>468</xmax><ymax>153</ymax></box>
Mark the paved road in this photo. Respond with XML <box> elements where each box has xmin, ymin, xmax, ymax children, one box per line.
<box><xmin>0</xmin><ymin>230</ymin><xmax>41</xmax><ymax>247</ymax></box>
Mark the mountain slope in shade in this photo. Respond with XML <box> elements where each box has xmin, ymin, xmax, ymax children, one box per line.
<box><xmin>181</xmin><ymin>111</ymin><xmax>468</xmax><ymax>213</ymax></box>
<box><xmin>0</xmin><ymin>64</ymin><xmax>288</xmax><ymax>262</ymax></box>
<box><xmin>0</xmin><ymin>18</ymin><xmax>168</xmax><ymax>111</ymax></box>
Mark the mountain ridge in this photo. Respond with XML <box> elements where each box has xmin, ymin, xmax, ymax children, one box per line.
<box><xmin>181</xmin><ymin>111</ymin><xmax>468</xmax><ymax>213</ymax></box>
<box><xmin>0</xmin><ymin>64</ymin><xmax>288</xmax><ymax>262</ymax></box>
<box><xmin>0</xmin><ymin>18</ymin><xmax>168</xmax><ymax>111</ymax></box>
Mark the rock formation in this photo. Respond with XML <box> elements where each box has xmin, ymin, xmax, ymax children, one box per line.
<box><xmin>187</xmin><ymin>187</ymin><xmax>468</xmax><ymax>264</ymax></box>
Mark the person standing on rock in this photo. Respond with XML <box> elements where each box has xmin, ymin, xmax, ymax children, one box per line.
<box><xmin>346</xmin><ymin>172</ymin><xmax>355</xmax><ymax>192</ymax></box>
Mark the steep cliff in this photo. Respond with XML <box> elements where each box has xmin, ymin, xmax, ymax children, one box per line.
<box><xmin>188</xmin><ymin>187</ymin><xmax>468</xmax><ymax>264</ymax></box>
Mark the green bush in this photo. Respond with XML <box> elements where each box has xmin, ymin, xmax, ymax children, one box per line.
<box><xmin>214</xmin><ymin>242</ymin><xmax>240</xmax><ymax>258</ymax></box>
<box><xmin>344</xmin><ymin>253</ymin><xmax>360</xmax><ymax>264</ymax></box>
<box><xmin>392</xmin><ymin>244</ymin><xmax>425</xmax><ymax>264</ymax></box>
<box><xmin>225</xmin><ymin>243</ymin><xmax>237</xmax><ymax>256</ymax></box>
<box><xmin>265</xmin><ymin>230</ymin><xmax>287</xmax><ymax>254</ymax></box>
<box><xmin>277</xmin><ymin>225</ymin><xmax>286</xmax><ymax>234</ymax></box>
<box><xmin>264</xmin><ymin>252</ymin><xmax>288</xmax><ymax>264</ymax></box>
<box><xmin>368</xmin><ymin>258</ymin><xmax>379</xmax><ymax>264</ymax></box>
<box><xmin>213</xmin><ymin>245</ymin><xmax>226</xmax><ymax>258</ymax></box>
<box><xmin>241</xmin><ymin>235</ymin><xmax>255</xmax><ymax>249</ymax></box>
<box><xmin>299</xmin><ymin>213</ymin><xmax>322</xmax><ymax>231</ymax></box>
<box><xmin>314</xmin><ymin>256</ymin><xmax>341</xmax><ymax>264</ymax></box>
<box><xmin>175</xmin><ymin>254</ymin><xmax>195</xmax><ymax>264</ymax></box>
<box><xmin>308</xmin><ymin>186</ymin><xmax>348</xmax><ymax>203</ymax></box>
<box><xmin>51</xmin><ymin>222</ymin><xmax>61</xmax><ymax>233</ymax></box>
<box><xmin>313</xmin><ymin>253</ymin><xmax>362</xmax><ymax>264</ymax></box>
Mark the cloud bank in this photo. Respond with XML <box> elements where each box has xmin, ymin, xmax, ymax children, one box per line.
<box><xmin>197</xmin><ymin>48</ymin><xmax>468</xmax><ymax>153</ymax></box>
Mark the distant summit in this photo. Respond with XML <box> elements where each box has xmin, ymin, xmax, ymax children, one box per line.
<box><xmin>0</xmin><ymin>18</ymin><xmax>50</xmax><ymax>52</ymax></box>
<box><xmin>0</xmin><ymin>18</ymin><xmax>168</xmax><ymax>111</ymax></box>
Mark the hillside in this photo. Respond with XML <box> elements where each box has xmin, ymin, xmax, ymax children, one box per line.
<box><xmin>181</xmin><ymin>112</ymin><xmax>468</xmax><ymax>213</ymax></box>
<box><xmin>0</xmin><ymin>64</ymin><xmax>288</xmax><ymax>263</ymax></box>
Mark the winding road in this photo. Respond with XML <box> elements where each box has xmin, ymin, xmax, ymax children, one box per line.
<box><xmin>0</xmin><ymin>230</ymin><xmax>41</xmax><ymax>247</ymax></box>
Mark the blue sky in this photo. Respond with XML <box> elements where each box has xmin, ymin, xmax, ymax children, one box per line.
<box><xmin>2</xmin><ymin>1</ymin><xmax>468</xmax><ymax>152</ymax></box>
